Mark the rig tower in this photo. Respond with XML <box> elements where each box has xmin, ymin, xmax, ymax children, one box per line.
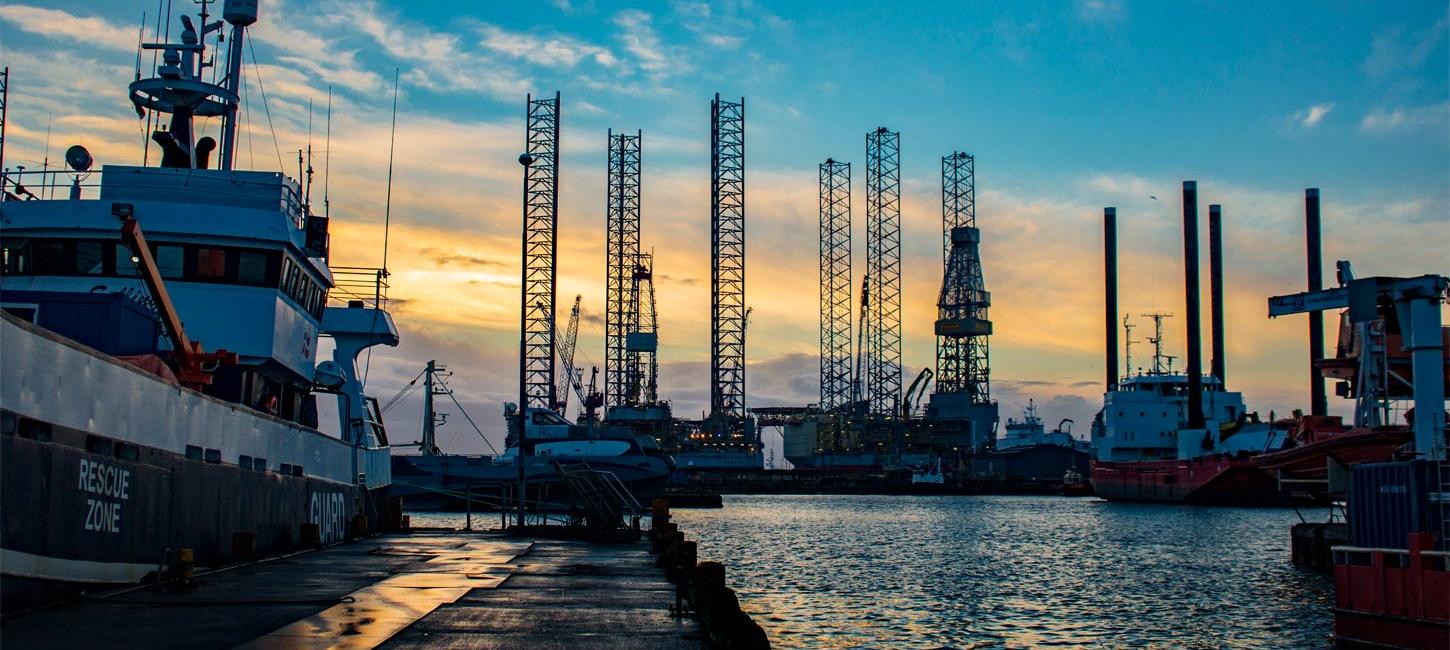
<box><xmin>519</xmin><ymin>92</ymin><xmax>560</xmax><ymax>412</ymax></box>
<box><xmin>928</xmin><ymin>151</ymin><xmax>997</xmax><ymax>450</ymax></box>
<box><xmin>935</xmin><ymin>152</ymin><xmax>990</xmax><ymax>400</ymax></box>
<box><xmin>605</xmin><ymin>129</ymin><xmax>643</xmax><ymax>407</ymax></box>
<box><xmin>864</xmin><ymin>127</ymin><xmax>902</xmax><ymax>417</ymax></box>
<box><xmin>819</xmin><ymin>159</ymin><xmax>853</xmax><ymax>412</ymax></box>
<box><xmin>709</xmin><ymin>94</ymin><xmax>746</xmax><ymax>422</ymax></box>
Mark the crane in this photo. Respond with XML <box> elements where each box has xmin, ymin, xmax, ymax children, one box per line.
<box><xmin>851</xmin><ymin>278</ymin><xmax>869</xmax><ymax>407</ymax></box>
<box><xmin>554</xmin><ymin>295</ymin><xmax>585</xmax><ymax>417</ymax></box>
<box><xmin>116</xmin><ymin>204</ymin><xmax>236</xmax><ymax>388</ymax></box>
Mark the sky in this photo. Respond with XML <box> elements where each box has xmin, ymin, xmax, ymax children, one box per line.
<box><xmin>2</xmin><ymin>0</ymin><xmax>1447</xmax><ymax>461</ymax></box>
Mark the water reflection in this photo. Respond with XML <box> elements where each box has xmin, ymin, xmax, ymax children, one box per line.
<box><xmin>672</xmin><ymin>495</ymin><xmax>1332</xmax><ymax>649</ymax></box>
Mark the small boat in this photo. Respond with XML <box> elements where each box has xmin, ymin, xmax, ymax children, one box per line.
<box><xmin>911</xmin><ymin>458</ymin><xmax>945</xmax><ymax>485</ymax></box>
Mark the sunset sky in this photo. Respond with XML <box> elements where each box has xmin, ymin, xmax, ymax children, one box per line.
<box><xmin>2</xmin><ymin>1</ymin><xmax>1447</xmax><ymax>460</ymax></box>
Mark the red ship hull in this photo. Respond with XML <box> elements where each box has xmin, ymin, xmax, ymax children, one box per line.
<box><xmin>1092</xmin><ymin>427</ymin><xmax>1412</xmax><ymax>505</ymax></box>
<box><xmin>1091</xmin><ymin>456</ymin><xmax>1275</xmax><ymax>504</ymax></box>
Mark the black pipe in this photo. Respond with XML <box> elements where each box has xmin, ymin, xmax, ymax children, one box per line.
<box><xmin>1104</xmin><ymin>207</ymin><xmax>1118</xmax><ymax>392</ymax></box>
<box><xmin>1182</xmin><ymin>182</ymin><xmax>1204</xmax><ymax>429</ymax></box>
<box><xmin>1209</xmin><ymin>204</ymin><xmax>1225</xmax><ymax>386</ymax></box>
<box><xmin>1305</xmin><ymin>188</ymin><xmax>1326</xmax><ymax>416</ymax></box>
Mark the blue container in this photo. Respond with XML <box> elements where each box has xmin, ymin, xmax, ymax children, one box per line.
<box><xmin>1348</xmin><ymin>460</ymin><xmax>1442</xmax><ymax>550</ymax></box>
<box><xmin>2</xmin><ymin>290</ymin><xmax>159</xmax><ymax>356</ymax></box>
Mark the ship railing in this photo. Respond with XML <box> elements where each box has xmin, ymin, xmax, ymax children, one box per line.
<box><xmin>1</xmin><ymin>167</ymin><xmax>102</xmax><ymax>201</ymax></box>
<box><xmin>329</xmin><ymin>266</ymin><xmax>390</xmax><ymax>309</ymax></box>
<box><xmin>2</xmin><ymin>167</ymin><xmax>309</xmax><ymax>224</ymax></box>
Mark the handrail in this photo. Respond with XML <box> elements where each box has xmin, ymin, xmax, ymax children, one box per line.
<box><xmin>328</xmin><ymin>266</ymin><xmax>389</xmax><ymax>308</ymax></box>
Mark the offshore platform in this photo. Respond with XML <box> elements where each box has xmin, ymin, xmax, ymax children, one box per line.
<box><xmin>765</xmin><ymin>137</ymin><xmax>1003</xmax><ymax>474</ymax></box>
<box><xmin>499</xmin><ymin>93</ymin><xmax>763</xmax><ymax>477</ymax></box>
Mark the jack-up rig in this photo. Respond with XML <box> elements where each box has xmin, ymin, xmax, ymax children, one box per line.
<box><xmin>760</xmin><ymin>138</ymin><xmax>1017</xmax><ymax>479</ymax></box>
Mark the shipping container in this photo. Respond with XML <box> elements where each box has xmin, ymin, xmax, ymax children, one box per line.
<box><xmin>1348</xmin><ymin>460</ymin><xmax>1445</xmax><ymax>550</ymax></box>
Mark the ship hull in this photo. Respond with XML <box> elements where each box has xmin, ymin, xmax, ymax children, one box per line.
<box><xmin>1090</xmin><ymin>457</ymin><xmax>1275</xmax><ymax>504</ymax></box>
<box><xmin>1093</xmin><ymin>428</ymin><xmax>1411</xmax><ymax>505</ymax></box>
<box><xmin>0</xmin><ymin>316</ymin><xmax>387</xmax><ymax>612</ymax></box>
<box><xmin>0</xmin><ymin>425</ymin><xmax>376</xmax><ymax>612</ymax></box>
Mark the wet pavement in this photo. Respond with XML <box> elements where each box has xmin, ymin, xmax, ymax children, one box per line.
<box><xmin>1</xmin><ymin>532</ymin><xmax>706</xmax><ymax>649</ymax></box>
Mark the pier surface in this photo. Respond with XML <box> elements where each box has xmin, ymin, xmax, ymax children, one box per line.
<box><xmin>1</xmin><ymin>531</ymin><xmax>705</xmax><ymax>649</ymax></box>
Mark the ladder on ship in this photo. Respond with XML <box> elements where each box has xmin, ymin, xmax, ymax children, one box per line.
<box><xmin>554</xmin><ymin>460</ymin><xmax>644</xmax><ymax>536</ymax></box>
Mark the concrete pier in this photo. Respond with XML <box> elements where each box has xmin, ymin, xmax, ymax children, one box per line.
<box><xmin>1</xmin><ymin>531</ymin><xmax>706</xmax><ymax>649</ymax></box>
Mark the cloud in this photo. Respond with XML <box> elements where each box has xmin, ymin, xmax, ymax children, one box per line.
<box><xmin>613</xmin><ymin>9</ymin><xmax>686</xmax><ymax>80</ymax></box>
<box><xmin>1075</xmin><ymin>0</ymin><xmax>1125</xmax><ymax>25</ymax></box>
<box><xmin>703</xmin><ymin>34</ymin><xmax>745</xmax><ymax>49</ymax></box>
<box><xmin>330</xmin><ymin>0</ymin><xmax>529</xmax><ymax>99</ymax></box>
<box><xmin>993</xmin><ymin>16</ymin><xmax>1040</xmax><ymax>63</ymax></box>
<box><xmin>475</xmin><ymin>23</ymin><xmax>619</xmax><ymax>69</ymax></box>
<box><xmin>1362</xmin><ymin>15</ymin><xmax>1449</xmax><ymax>78</ymax></box>
<box><xmin>1290</xmin><ymin>103</ymin><xmax>1334</xmax><ymax>128</ymax></box>
<box><xmin>1359</xmin><ymin>102</ymin><xmax>1450</xmax><ymax>133</ymax></box>
<box><xmin>0</xmin><ymin>5</ymin><xmax>136</xmax><ymax>52</ymax></box>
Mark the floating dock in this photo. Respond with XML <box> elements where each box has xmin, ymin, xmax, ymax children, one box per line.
<box><xmin>1</xmin><ymin>531</ymin><xmax>707</xmax><ymax>649</ymax></box>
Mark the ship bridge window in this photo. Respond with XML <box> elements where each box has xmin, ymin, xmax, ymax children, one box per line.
<box><xmin>76</xmin><ymin>242</ymin><xmax>104</xmax><ymax>275</ymax></box>
<box><xmin>238</xmin><ymin>251</ymin><xmax>269</xmax><ymax>286</ymax></box>
<box><xmin>195</xmin><ymin>247</ymin><xmax>227</xmax><ymax>280</ymax></box>
<box><xmin>277</xmin><ymin>258</ymin><xmax>327</xmax><ymax>320</ymax></box>
<box><xmin>155</xmin><ymin>245</ymin><xmax>184</xmax><ymax>279</ymax></box>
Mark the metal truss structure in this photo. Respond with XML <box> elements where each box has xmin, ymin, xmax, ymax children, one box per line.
<box><xmin>631</xmin><ymin>253</ymin><xmax>659</xmax><ymax>404</ymax></box>
<box><xmin>605</xmin><ymin>129</ymin><xmax>642</xmax><ymax>407</ymax></box>
<box><xmin>710</xmin><ymin>94</ymin><xmax>746</xmax><ymax>420</ymax></box>
<box><xmin>819</xmin><ymin>159</ymin><xmax>853</xmax><ymax>411</ymax></box>
<box><xmin>864</xmin><ymin>128</ymin><xmax>902</xmax><ymax>417</ymax></box>
<box><xmin>519</xmin><ymin>92</ymin><xmax>559</xmax><ymax>411</ymax></box>
<box><xmin>935</xmin><ymin>151</ymin><xmax>990</xmax><ymax>403</ymax></box>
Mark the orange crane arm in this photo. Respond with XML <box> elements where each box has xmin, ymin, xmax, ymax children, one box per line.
<box><xmin>116</xmin><ymin>206</ymin><xmax>235</xmax><ymax>388</ymax></box>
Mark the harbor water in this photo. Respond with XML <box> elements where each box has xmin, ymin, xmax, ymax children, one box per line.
<box><xmin>669</xmin><ymin>495</ymin><xmax>1332</xmax><ymax>649</ymax></box>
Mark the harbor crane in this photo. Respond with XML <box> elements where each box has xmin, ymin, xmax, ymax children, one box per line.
<box><xmin>1269</xmin><ymin>271</ymin><xmax>1448</xmax><ymax>460</ymax></box>
<box><xmin>554</xmin><ymin>295</ymin><xmax>585</xmax><ymax>416</ymax></box>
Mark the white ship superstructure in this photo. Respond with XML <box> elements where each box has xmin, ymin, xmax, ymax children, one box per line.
<box><xmin>0</xmin><ymin>0</ymin><xmax>399</xmax><ymax>609</ymax></box>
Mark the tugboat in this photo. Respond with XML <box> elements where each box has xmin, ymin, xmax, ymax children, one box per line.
<box><xmin>0</xmin><ymin>1</ymin><xmax>397</xmax><ymax>610</ymax></box>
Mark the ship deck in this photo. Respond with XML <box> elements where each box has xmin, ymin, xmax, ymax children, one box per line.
<box><xmin>0</xmin><ymin>531</ymin><xmax>706</xmax><ymax>649</ymax></box>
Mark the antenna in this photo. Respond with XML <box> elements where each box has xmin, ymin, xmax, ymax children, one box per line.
<box><xmin>323</xmin><ymin>85</ymin><xmax>331</xmax><ymax>219</ymax></box>
<box><xmin>41</xmin><ymin>115</ymin><xmax>51</xmax><ymax>199</ymax></box>
<box><xmin>1122</xmin><ymin>313</ymin><xmax>1137</xmax><ymax>379</ymax></box>
<box><xmin>1141</xmin><ymin>311</ymin><xmax>1173</xmax><ymax>375</ymax></box>
<box><xmin>382</xmin><ymin>69</ymin><xmax>399</xmax><ymax>272</ymax></box>
<box><xmin>305</xmin><ymin>98</ymin><xmax>313</xmax><ymax>208</ymax></box>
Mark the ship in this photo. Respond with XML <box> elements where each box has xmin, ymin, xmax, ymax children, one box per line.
<box><xmin>1090</xmin><ymin>189</ymin><xmax>1427</xmax><ymax>505</ymax></box>
<box><xmin>0</xmin><ymin>2</ymin><xmax>398</xmax><ymax>610</ymax></box>
<box><xmin>997</xmin><ymin>399</ymin><xmax>1086</xmax><ymax>452</ymax></box>
<box><xmin>386</xmin><ymin>362</ymin><xmax>674</xmax><ymax>510</ymax></box>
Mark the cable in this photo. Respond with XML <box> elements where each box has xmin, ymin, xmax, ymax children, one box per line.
<box><xmin>436</xmin><ymin>374</ymin><xmax>501</xmax><ymax>455</ymax></box>
<box><xmin>379</xmin><ymin>368</ymin><xmax>427</xmax><ymax>414</ymax></box>
<box><xmin>245</xmin><ymin>38</ymin><xmax>285</xmax><ymax>173</ymax></box>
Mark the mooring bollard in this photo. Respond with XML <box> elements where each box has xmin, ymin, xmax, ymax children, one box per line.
<box><xmin>176</xmin><ymin>548</ymin><xmax>195</xmax><ymax>587</ymax></box>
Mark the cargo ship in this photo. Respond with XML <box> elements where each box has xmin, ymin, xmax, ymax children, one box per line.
<box><xmin>1090</xmin><ymin>188</ymin><xmax>1421</xmax><ymax>505</ymax></box>
<box><xmin>0</xmin><ymin>2</ymin><xmax>398</xmax><ymax>610</ymax></box>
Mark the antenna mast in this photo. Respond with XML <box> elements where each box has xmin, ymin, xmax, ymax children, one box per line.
<box><xmin>216</xmin><ymin>0</ymin><xmax>257</xmax><ymax>170</ymax></box>
<box><xmin>1122</xmin><ymin>314</ymin><xmax>1137</xmax><ymax>378</ymax></box>
<box><xmin>1142</xmin><ymin>312</ymin><xmax>1173</xmax><ymax>375</ymax></box>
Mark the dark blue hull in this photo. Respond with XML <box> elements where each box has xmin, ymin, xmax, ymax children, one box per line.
<box><xmin>0</xmin><ymin>413</ymin><xmax>379</xmax><ymax>613</ymax></box>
